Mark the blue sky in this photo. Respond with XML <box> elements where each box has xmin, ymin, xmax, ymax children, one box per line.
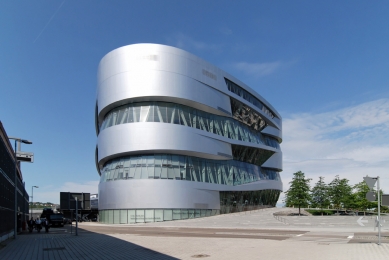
<box><xmin>1</xmin><ymin>0</ymin><xmax>388</xmax><ymax>204</ymax></box>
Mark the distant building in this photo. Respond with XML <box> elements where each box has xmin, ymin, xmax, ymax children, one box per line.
<box><xmin>0</xmin><ymin>121</ymin><xmax>29</xmax><ymax>241</ymax></box>
<box><xmin>95</xmin><ymin>44</ymin><xmax>282</xmax><ymax>224</ymax></box>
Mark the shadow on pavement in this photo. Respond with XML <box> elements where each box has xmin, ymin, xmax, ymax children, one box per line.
<box><xmin>0</xmin><ymin>225</ymin><xmax>179</xmax><ymax>260</ymax></box>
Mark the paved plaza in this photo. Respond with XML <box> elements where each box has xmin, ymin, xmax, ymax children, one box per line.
<box><xmin>1</xmin><ymin>208</ymin><xmax>389</xmax><ymax>259</ymax></box>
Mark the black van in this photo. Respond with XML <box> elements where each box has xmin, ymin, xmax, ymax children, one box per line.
<box><xmin>49</xmin><ymin>214</ymin><xmax>65</xmax><ymax>227</ymax></box>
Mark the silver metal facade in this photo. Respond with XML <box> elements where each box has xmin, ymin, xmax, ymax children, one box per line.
<box><xmin>96</xmin><ymin>44</ymin><xmax>282</xmax><ymax>222</ymax></box>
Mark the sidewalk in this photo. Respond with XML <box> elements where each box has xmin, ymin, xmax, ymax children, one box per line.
<box><xmin>0</xmin><ymin>230</ymin><xmax>177</xmax><ymax>260</ymax></box>
<box><xmin>1</xmin><ymin>229</ymin><xmax>388</xmax><ymax>260</ymax></box>
<box><xmin>1</xmin><ymin>207</ymin><xmax>389</xmax><ymax>260</ymax></box>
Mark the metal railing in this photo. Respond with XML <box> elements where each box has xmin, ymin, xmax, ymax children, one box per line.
<box><xmin>273</xmin><ymin>214</ymin><xmax>289</xmax><ymax>225</ymax></box>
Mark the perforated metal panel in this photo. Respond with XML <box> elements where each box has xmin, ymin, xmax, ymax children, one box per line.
<box><xmin>382</xmin><ymin>194</ymin><xmax>389</xmax><ymax>206</ymax></box>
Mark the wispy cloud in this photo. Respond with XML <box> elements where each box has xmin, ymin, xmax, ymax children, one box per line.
<box><xmin>167</xmin><ymin>33</ymin><xmax>220</xmax><ymax>52</ymax></box>
<box><xmin>220</xmin><ymin>27</ymin><xmax>233</xmax><ymax>35</ymax></box>
<box><xmin>279</xmin><ymin>98</ymin><xmax>389</xmax><ymax>204</ymax></box>
<box><xmin>33</xmin><ymin>1</ymin><xmax>66</xmax><ymax>44</ymax></box>
<box><xmin>233</xmin><ymin>60</ymin><xmax>296</xmax><ymax>77</ymax></box>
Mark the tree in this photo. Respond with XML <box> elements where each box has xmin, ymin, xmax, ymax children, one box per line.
<box><xmin>351</xmin><ymin>182</ymin><xmax>376</xmax><ymax>215</ymax></box>
<box><xmin>310</xmin><ymin>176</ymin><xmax>330</xmax><ymax>215</ymax></box>
<box><xmin>328</xmin><ymin>175</ymin><xmax>352</xmax><ymax>212</ymax></box>
<box><xmin>284</xmin><ymin>171</ymin><xmax>311</xmax><ymax>216</ymax></box>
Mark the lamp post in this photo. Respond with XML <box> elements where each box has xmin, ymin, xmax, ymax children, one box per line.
<box><xmin>31</xmin><ymin>186</ymin><xmax>39</xmax><ymax>219</ymax></box>
<box><xmin>8</xmin><ymin>137</ymin><xmax>32</xmax><ymax>239</ymax></box>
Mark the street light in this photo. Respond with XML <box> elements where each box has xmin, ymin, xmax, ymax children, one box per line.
<box><xmin>8</xmin><ymin>137</ymin><xmax>32</xmax><ymax>240</ymax></box>
<box><xmin>31</xmin><ymin>186</ymin><xmax>39</xmax><ymax>219</ymax></box>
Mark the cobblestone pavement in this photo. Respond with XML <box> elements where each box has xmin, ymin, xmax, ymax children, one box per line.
<box><xmin>0</xmin><ymin>229</ymin><xmax>177</xmax><ymax>260</ymax></box>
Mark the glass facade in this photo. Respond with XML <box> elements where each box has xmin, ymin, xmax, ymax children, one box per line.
<box><xmin>230</xmin><ymin>98</ymin><xmax>266</xmax><ymax>131</ymax></box>
<box><xmin>99</xmin><ymin>208</ymin><xmax>219</xmax><ymax>224</ymax></box>
<box><xmin>98</xmin><ymin>189</ymin><xmax>280</xmax><ymax>224</ymax></box>
<box><xmin>232</xmin><ymin>145</ymin><xmax>275</xmax><ymax>166</ymax></box>
<box><xmin>99</xmin><ymin>101</ymin><xmax>280</xmax><ymax>149</ymax></box>
<box><xmin>226</xmin><ymin>78</ymin><xmax>276</xmax><ymax>119</ymax></box>
<box><xmin>100</xmin><ymin>154</ymin><xmax>281</xmax><ymax>185</ymax></box>
<box><xmin>220</xmin><ymin>190</ymin><xmax>281</xmax><ymax>214</ymax></box>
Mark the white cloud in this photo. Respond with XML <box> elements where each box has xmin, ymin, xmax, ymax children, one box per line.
<box><xmin>33</xmin><ymin>181</ymin><xmax>99</xmax><ymax>204</ymax></box>
<box><xmin>280</xmin><ymin>98</ymin><xmax>389</xmax><ymax>204</ymax></box>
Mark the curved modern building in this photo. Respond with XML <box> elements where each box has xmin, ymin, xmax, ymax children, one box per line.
<box><xmin>96</xmin><ymin>44</ymin><xmax>282</xmax><ymax>224</ymax></box>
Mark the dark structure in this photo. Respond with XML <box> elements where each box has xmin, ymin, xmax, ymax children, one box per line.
<box><xmin>60</xmin><ymin>192</ymin><xmax>91</xmax><ymax>211</ymax></box>
<box><xmin>60</xmin><ymin>192</ymin><xmax>97</xmax><ymax>221</ymax></box>
<box><xmin>0</xmin><ymin>121</ymin><xmax>29</xmax><ymax>242</ymax></box>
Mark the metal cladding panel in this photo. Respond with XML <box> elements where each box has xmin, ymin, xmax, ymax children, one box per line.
<box><xmin>98</xmin><ymin>179</ymin><xmax>282</xmax><ymax>210</ymax></box>
<box><xmin>98</xmin><ymin>180</ymin><xmax>221</xmax><ymax>210</ymax></box>
<box><xmin>262</xmin><ymin>126</ymin><xmax>283</xmax><ymax>142</ymax></box>
<box><xmin>261</xmin><ymin>152</ymin><xmax>283</xmax><ymax>171</ymax></box>
<box><xmin>97</xmin><ymin>123</ymin><xmax>232</xmax><ymax>165</ymax></box>
<box><xmin>98</xmin><ymin>44</ymin><xmax>222</xmax><ymax>92</ymax></box>
<box><xmin>97</xmin><ymin>70</ymin><xmax>232</xmax><ymax>122</ymax></box>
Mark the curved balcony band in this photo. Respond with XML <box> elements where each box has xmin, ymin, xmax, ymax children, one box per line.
<box><xmin>97</xmin><ymin>122</ymin><xmax>282</xmax><ymax>171</ymax></box>
<box><xmin>100</xmin><ymin>153</ymin><xmax>281</xmax><ymax>185</ymax></box>
<box><xmin>100</xmin><ymin>101</ymin><xmax>280</xmax><ymax>150</ymax></box>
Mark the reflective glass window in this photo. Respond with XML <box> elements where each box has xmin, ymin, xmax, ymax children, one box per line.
<box><xmin>100</xmin><ymin>154</ymin><xmax>281</xmax><ymax>186</ymax></box>
<box><xmin>225</xmin><ymin>78</ymin><xmax>276</xmax><ymax>119</ymax></box>
<box><xmin>145</xmin><ymin>210</ymin><xmax>154</xmax><ymax>222</ymax></box>
<box><xmin>120</xmin><ymin>210</ymin><xmax>127</xmax><ymax>224</ymax></box>
<box><xmin>108</xmin><ymin>210</ymin><xmax>114</xmax><ymax>224</ymax></box>
<box><xmin>181</xmin><ymin>209</ymin><xmax>189</xmax><ymax>219</ymax></box>
<box><xmin>155</xmin><ymin>210</ymin><xmax>163</xmax><ymax>222</ymax></box>
<box><xmin>128</xmin><ymin>210</ymin><xmax>136</xmax><ymax>224</ymax></box>
<box><xmin>113</xmin><ymin>210</ymin><xmax>120</xmax><ymax>224</ymax></box>
<box><xmin>173</xmin><ymin>210</ymin><xmax>181</xmax><ymax>220</ymax></box>
<box><xmin>136</xmin><ymin>209</ymin><xmax>145</xmax><ymax>223</ymax></box>
<box><xmin>164</xmin><ymin>210</ymin><xmax>172</xmax><ymax>221</ymax></box>
<box><xmin>99</xmin><ymin>102</ymin><xmax>281</xmax><ymax>150</ymax></box>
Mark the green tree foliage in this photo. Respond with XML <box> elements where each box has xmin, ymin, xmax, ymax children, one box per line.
<box><xmin>328</xmin><ymin>175</ymin><xmax>352</xmax><ymax>212</ymax></box>
<box><xmin>310</xmin><ymin>176</ymin><xmax>330</xmax><ymax>214</ymax></box>
<box><xmin>351</xmin><ymin>182</ymin><xmax>376</xmax><ymax>214</ymax></box>
<box><xmin>284</xmin><ymin>171</ymin><xmax>311</xmax><ymax>216</ymax></box>
<box><xmin>286</xmin><ymin>171</ymin><xmax>385</xmax><ymax>214</ymax></box>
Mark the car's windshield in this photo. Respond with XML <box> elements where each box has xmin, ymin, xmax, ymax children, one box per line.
<box><xmin>50</xmin><ymin>215</ymin><xmax>63</xmax><ymax>220</ymax></box>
